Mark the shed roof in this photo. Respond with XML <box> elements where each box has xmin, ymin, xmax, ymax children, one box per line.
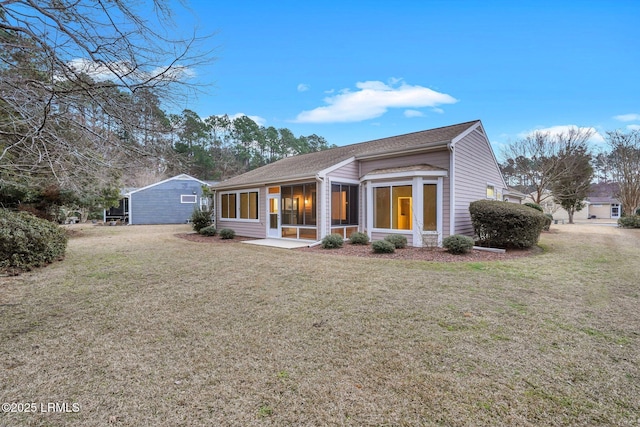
<box><xmin>214</xmin><ymin>120</ymin><xmax>480</xmax><ymax>189</ymax></box>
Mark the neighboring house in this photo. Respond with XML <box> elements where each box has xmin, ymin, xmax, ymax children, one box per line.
<box><xmin>212</xmin><ymin>120</ymin><xmax>508</xmax><ymax>247</ymax></box>
<box><xmin>503</xmin><ymin>187</ymin><xmax>526</xmax><ymax>204</ymax></box>
<box><xmin>587</xmin><ymin>182</ymin><xmax>621</xmax><ymax>219</ymax></box>
<box><xmin>105</xmin><ymin>174</ymin><xmax>211</xmax><ymax>225</ymax></box>
<box><xmin>523</xmin><ymin>190</ymin><xmax>591</xmax><ymax>221</ymax></box>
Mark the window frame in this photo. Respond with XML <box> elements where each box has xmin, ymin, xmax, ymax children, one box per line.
<box><xmin>181</xmin><ymin>194</ymin><xmax>197</xmax><ymax>204</ymax></box>
<box><xmin>219</xmin><ymin>189</ymin><xmax>260</xmax><ymax>221</ymax></box>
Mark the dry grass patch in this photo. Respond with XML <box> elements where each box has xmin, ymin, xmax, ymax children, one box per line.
<box><xmin>0</xmin><ymin>223</ymin><xmax>639</xmax><ymax>426</ymax></box>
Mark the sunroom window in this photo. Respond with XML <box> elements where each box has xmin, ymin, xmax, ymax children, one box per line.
<box><xmin>374</xmin><ymin>185</ymin><xmax>413</xmax><ymax>230</ymax></box>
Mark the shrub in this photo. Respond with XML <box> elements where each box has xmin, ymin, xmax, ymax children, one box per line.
<box><xmin>372</xmin><ymin>240</ymin><xmax>395</xmax><ymax>253</ymax></box>
<box><xmin>618</xmin><ymin>215</ymin><xmax>640</xmax><ymax>228</ymax></box>
<box><xmin>190</xmin><ymin>208</ymin><xmax>212</xmax><ymax>232</ymax></box>
<box><xmin>219</xmin><ymin>228</ymin><xmax>236</xmax><ymax>239</ymax></box>
<box><xmin>0</xmin><ymin>209</ymin><xmax>68</xmax><ymax>273</ymax></box>
<box><xmin>469</xmin><ymin>200</ymin><xmax>546</xmax><ymax>249</ymax></box>
<box><xmin>199</xmin><ymin>225</ymin><xmax>217</xmax><ymax>236</ymax></box>
<box><xmin>524</xmin><ymin>202</ymin><xmax>544</xmax><ymax>212</ymax></box>
<box><xmin>543</xmin><ymin>213</ymin><xmax>553</xmax><ymax>231</ymax></box>
<box><xmin>442</xmin><ymin>234</ymin><xmax>475</xmax><ymax>254</ymax></box>
<box><xmin>349</xmin><ymin>231</ymin><xmax>369</xmax><ymax>245</ymax></box>
<box><xmin>321</xmin><ymin>233</ymin><xmax>344</xmax><ymax>249</ymax></box>
<box><xmin>384</xmin><ymin>234</ymin><xmax>407</xmax><ymax>249</ymax></box>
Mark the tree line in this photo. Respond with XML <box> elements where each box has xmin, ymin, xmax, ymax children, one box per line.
<box><xmin>499</xmin><ymin>128</ymin><xmax>640</xmax><ymax>223</ymax></box>
<box><xmin>0</xmin><ymin>1</ymin><xmax>332</xmax><ymax>222</ymax></box>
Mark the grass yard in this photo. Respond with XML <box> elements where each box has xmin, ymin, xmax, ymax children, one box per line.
<box><xmin>1</xmin><ymin>223</ymin><xmax>639</xmax><ymax>426</ymax></box>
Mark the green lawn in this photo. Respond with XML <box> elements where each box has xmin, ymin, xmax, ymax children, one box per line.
<box><xmin>1</xmin><ymin>223</ymin><xmax>639</xmax><ymax>426</ymax></box>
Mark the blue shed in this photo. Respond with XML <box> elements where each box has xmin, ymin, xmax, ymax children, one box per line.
<box><xmin>128</xmin><ymin>174</ymin><xmax>210</xmax><ymax>225</ymax></box>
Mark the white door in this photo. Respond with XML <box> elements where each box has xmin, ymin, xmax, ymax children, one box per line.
<box><xmin>267</xmin><ymin>193</ymin><xmax>280</xmax><ymax>238</ymax></box>
<box><xmin>611</xmin><ymin>204</ymin><xmax>621</xmax><ymax>219</ymax></box>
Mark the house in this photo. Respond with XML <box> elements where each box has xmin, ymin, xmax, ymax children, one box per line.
<box><xmin>212</xmin><ymin>120</ymin><xmax>508</xmax><ymax>247</ymax></box>
<box><xmin>587</xmin><ymin>183</ymin><xmax>621</xmax><ymax>219</ymax></box>
<box><xmin>503</xmin><ymin>187</ymin><xmax>526</xmax><ymax>204</ymax></box>
<box><xmin>105</xmin><ymin>174</ymin><xmax>211</xmax><ymax>225</ymax></box>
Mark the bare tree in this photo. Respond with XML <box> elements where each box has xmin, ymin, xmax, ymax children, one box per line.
<box><xmin>606</xmin><ymin>130</ymin><xmax>640</xmax><ymax>216</ymax></box>
<box><xmin>502</xmin><ymin>127</ymin><xmax>594</xmax><ymax>204</ymax></box>
<box><xmin>0</xmin><ymin>0</ymin><xmax>213</xmax><ymax>201</ymax></box>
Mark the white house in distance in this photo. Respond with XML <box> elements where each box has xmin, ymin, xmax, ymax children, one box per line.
<box><xmin>212</xmin><ymin>120</ymin><xmax>508</xmax><ymax>247</ymax></box>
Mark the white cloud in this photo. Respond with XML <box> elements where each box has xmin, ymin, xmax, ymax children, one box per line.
<box><xmin>293</xmin><ymin>79</ymin><xmax>457</xmax><ymax>123</ymax></box>
<box><xmin>519</xmin><ymin>125</ymin><xmax>605</xmax><ymax>144</ymax></box>
<box><xmin>297</xmin><ymin>83</ymin><xmax>310</xmax><ymax>92</ymax></box>
<box><xmin>404</xmin><ymin>109</ymin><xmax>424</xmax><ymax>118</ymax></box>
<box><xmin>66</xmin><ymin>58</ymin><xmax>195</xmax><ymax>83</ymax></box>
<box><xmin>228</xmin><ymin>113</ymin><xmax>267</xmax><ymax>126</ymax></box>
<box><xmin>614</xmin><ymin>113</ymin><xmax>640</xmax><ymax>122</ymax></box>
<box><xmin>627</xmin><ymin>124</ymin><xmax>640</xmax><ymax>131</ymax></box>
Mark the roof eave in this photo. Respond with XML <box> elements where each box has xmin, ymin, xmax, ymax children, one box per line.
<box><xmin>355</xmin><ymin>141</ymin><xmax>449</xmax><ymax>160</ymax></box>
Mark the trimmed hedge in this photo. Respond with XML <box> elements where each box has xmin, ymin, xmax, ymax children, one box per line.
<box><xmin>543</xmin><ymin>213</ymin><xmax>553</xmax><ymax>231</ymax></box>
<box><xmin>384</xmin><ymin>234</ymin><xmax>407</xmax><ymax>249</ymax></box>
<box><xmin>321</xmin><ymin>233</ymin><xmax>344</xmax><ymax>249</ymax></box>
<box><xmin>442</xmin><ymin>234</ymin><xmax>475</xmax><ymax>254</ymax></box>
<box><xmin>219</xmin><ymin>228</ymin><xmax>236</xmax><ymax>239</ymax></box>
<box><xmin>349</xmin><ymin>231</ymin><xmax>370</xmax><ymax>245</ymax></box>
<box><xmin>469</xmin><ymin>200</ymin><xmax>546</xmax><ymax>249</ymax></box>
<box><xmin>372</xmin><ymin>240</ymin><xmax>395</xmax><ymax>253</ymax></box>
<box><xmin>618</xmin><ymin>215</ymin><xmax>640</xmax><ymax>228</ymax></box>
<box><xmin>0</xmin><ymin>209</ymin><xmax>68</xmax><ymax>273</ymax></box>
<box><xmin>198</xmin><ymin>225</ymin><xmax>217</xmax><ymax>236</ymax></box>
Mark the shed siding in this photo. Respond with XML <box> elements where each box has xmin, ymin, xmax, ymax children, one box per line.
<box><xmin>216</xmin><ymin>187</ymin><xmax>267</xmax><ymax>238</ymax></box>
<box><xmin>453</xmin><ymin>128</ymin><xmax>506</xmax><ymax>236</ymax></box>
<box><xmin>130</xmin><ymin>178</ymin><xmax>204</xmax><ymax>225</ymax></box>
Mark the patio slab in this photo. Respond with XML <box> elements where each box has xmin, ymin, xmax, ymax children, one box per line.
<box><xmin>241</xmin><ymin>238</ymin><xmax>314</xmax><ymax>249</ymax></box>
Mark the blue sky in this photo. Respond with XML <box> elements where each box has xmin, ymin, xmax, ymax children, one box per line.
<box><xmin>169</xmin><ymin>0</ymin><xmax>640</xmax><ymax>158</ymax></box>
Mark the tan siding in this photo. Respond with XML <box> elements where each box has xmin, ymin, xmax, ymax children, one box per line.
<box><xmin>453</xmin><ymin>129</ymin><xmax>505</xmax><ymax>236</ymax></box>
<box><xmin>589</xmin><ymin>205</ymin><xmax>613</xmax><ymax>219</ymax></box>
<box><xmin>216</xmin><ymin>188</ymin><xmax>267</xmax><ymax>238</ymax></box>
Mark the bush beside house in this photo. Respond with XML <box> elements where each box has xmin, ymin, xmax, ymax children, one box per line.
<box><xmin>470</xmin><ymin>200</ymin><xmax>546</xmax><ymax>249</ymax></box>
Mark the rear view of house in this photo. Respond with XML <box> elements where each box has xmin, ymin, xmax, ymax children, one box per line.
<box><xmin>213</xmin><ymin>120</ymin><xmax>507</xmax><ymax>246</ymax></box>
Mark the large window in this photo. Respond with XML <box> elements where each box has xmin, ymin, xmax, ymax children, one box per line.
<box><xmin>221</xmin><ymin>191</ymin><xmax>258</xmax><ymax>220</ymax></box>
<box><xmin>374</xmin><ymin>185</ymin><xmax>412</xmax><ymax>230</ymax></box>
<box><xmin>331</xmin><ymin>184</ymin><xmax>358</xmax><ymax>225</ymax></box>
<box><xmin>281</xmin><ymin>183</ymin><xmax>316</xmax><ymax>225</ymax></box>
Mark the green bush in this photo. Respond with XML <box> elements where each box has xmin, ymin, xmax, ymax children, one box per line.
<box><xmin>349</xmin><ymin>231</ymin><xmax>369</xmax><ymax>245</ymax></box>
<box><xmin>0</xmin><ymin>209</ymin><xmax>68</xmax><ymax>273</ymax></box>
<box><xmin>469</xmin><ymin>200</ymin><xmax>546</xmax><ymax>249</ymax></box>
<box><xmin>524</xmin><ymin>202</ymin><xmax>544</xmax><ymax>212</ymax></box>
<box><xmin>199</xmin><ymin>225</ymin><xmax>217</xmax><ymax>236</ymax></box>
<box><xmin>321</xmin><ymin>233</ymin><xmax>344</xmax><ymax>249</ymax></box>
<box><xmin>442</xmin><ymin>234</ymin><xmax>475</xmax><ymax>254</ymax></box>
<box><xmin>384</xmin><ymin>234</ymin><xmax>407</xmax><ymax>249</ymax></box>
<box><xmin>543</xmin><ymin>213</ymin><xmax>553</xmax><ymax>231</ymax></box>
<box><xmin>636</xmin><ymin>208</ymin><xmax>640</xmax><ymax>216</ymax></box>
<box><xmin>372</xmin><ymin>240</ymin><xmax>395</xmax><ymax>253</ymax></box>
<box><xmin>190</xmin><ymin>208</ymin><xmax>212</xmax><ymax>232</ymax></box>
<box><xmin>618</xmin><ymin>215</ymin><xmax>640</xmax><ymax>228</ymax></box>
<box><xmin>219</xmin><ymin>228</ymin><xmax>236</xmax><ymax>239</ymax></box>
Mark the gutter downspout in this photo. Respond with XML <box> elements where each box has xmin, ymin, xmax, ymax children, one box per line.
<box><xmin>315</xmin><ymin>174</ymin><xmax>325</xmax><ymax>240</ymax></box>
<box><xmin>448</xmin><ymin>141</ymin><xmax>455</xmax><ymax>236</ymax></box>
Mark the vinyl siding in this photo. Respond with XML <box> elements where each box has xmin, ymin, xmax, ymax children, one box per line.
<box><xmin>453</xmin><ymin>128</ymin><xmax>506</xmax><ymax>236</ymax></box>
<box><xmin>359</xmin><ymin>150</ymin><xmax>451</xmax><ymax>239</ymax></box>
<box><xmin>129</xmin><ymin>179</ymin><xmax>204</xmax><ymax>225</ymax></box>
<box><xmin>216</xmin><ymin>187</ymin><xmax>267</xmax><ymax>238</ymax></box>
<box><xmin>325</xmin><ymin>162</ymin><xmax>361</xmax><ymax>239</ymax></box>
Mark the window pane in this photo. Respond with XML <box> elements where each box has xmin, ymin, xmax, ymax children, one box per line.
<box><xmin>374</xmin><ymin>187</ymin><xmax>390</xmax><ymax>229</ymax></box>
<box><xmin>292</xmin><ymin>185</ymin><xmax>303</xmax><ymax>225</ymax></box>
<box><xmin>306</xmin><ymin>184</ymin><xmax>316</xmax><ymax>225</ymax></box>
<box><xmin>249</xmin><ymin>192</ymin><xmax>258</xmax><ymax>219</ymax></box>
<box><xmin>423</xmin><ymin>184</ymin><xmax>437</xmax><ymax>231</ymax></box>
<box><xmin>229</xmin><ymin>194</ymin><xmax>236</xmax><ymax>218</ymax></box>
<box><xmin>392</xmin><ymin>185</ymin><xmax>412</xmax><ymax>230</ymax></box>
<box><xmin>348</xmin><ymin>185</ymin><xmax>358</xmax><ymax>225</ymax></box>
<box><xmin>331</xmin><ymin>184</ymin><xmax>341</xmax><ymax>225</ymax></box>
<box><xmin>221</xmin><ymin>194</ymin><xmax>229</xmax><ymax>218</ymax></box>
<box><xmin>240</xmin><ymin>192</ymin><xmax>249</xmax><ymax>219</ymax></box>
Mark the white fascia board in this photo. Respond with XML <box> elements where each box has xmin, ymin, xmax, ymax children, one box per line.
<box><xmin>360</xmin><ymin>170</ymin><xmax>448</xmax><ymax>182</ymax></box>
<box><xmin>128</xmin><ymin>174</ymin><xmax>209</xmax><ymax>195</ymax></box>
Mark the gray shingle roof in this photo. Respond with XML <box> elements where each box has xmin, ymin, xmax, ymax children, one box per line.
<box><xmin>214</xmin><ymin>120</ymin><xmax>480</xmax><ymax>189</ymax></box>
